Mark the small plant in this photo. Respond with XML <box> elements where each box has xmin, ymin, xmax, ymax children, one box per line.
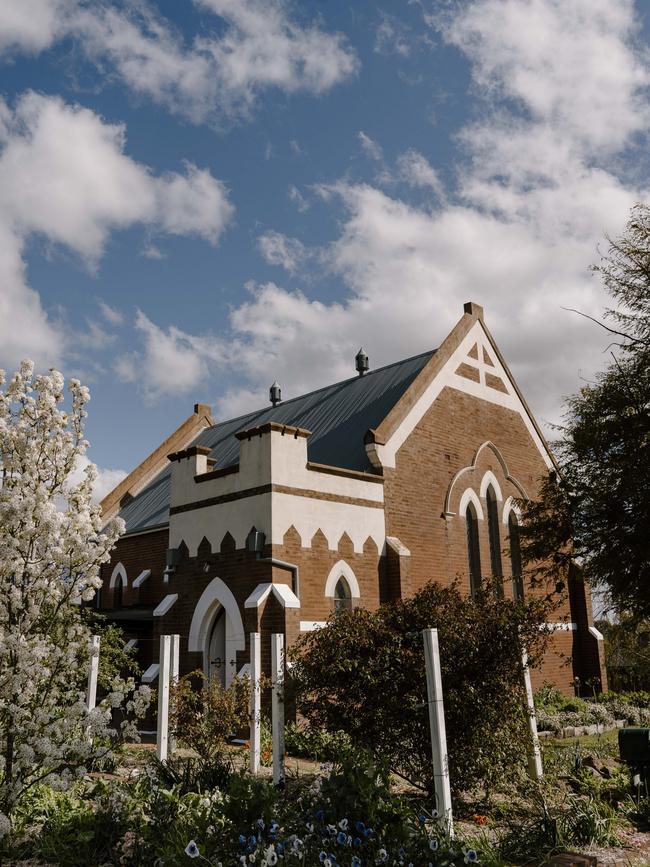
<box><xmin>170</xmin><ymin>670</ymin><xmax>250</xmax><ymax>761</ymax></box>
<box><xmin>285</xmin><ymin>722</ymin><xmax>352</xmax><ymax>761</ymax></box>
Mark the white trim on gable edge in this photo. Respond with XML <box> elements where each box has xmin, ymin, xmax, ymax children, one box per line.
<box><xmin>369</xmin><ymin>320</ymin><xmax>555</xmax><ymax>472</ymax></box>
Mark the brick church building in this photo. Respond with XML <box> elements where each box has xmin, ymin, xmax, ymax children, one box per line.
<box><xmin>98</xmin><ymin>302</ymin><xmax>606</xmax><ymax>695</ymax></box>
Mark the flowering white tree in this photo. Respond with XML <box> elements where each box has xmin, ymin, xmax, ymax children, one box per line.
<box><xmin>0</xmin><ymin>361</ymin><xmax>150</xmax><ymax>830</ymax></box>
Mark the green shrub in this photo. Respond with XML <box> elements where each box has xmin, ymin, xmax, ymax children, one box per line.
<box><xmin>290</xmin><ymin>580</ymin><xmax>551</xmax><ymax>801</ymax></box>
<box><xmin>285</xmin><ymin>722</ymin><xmax>352</xmax><ymax>761</ymax></box>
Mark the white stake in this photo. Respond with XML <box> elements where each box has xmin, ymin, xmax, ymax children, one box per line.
<box><xmin>422</xmin><ymin>628</ymin><xmax>454</xmax><ymax>837</ymax></box>
<box><xmin>156</xmin><ymin>634</ymin><xmax>171</xmax><ymax>762</ymax></box>
<box><xmin>86</xmin><ymin>634</ymin><xmax>100</xmax><ymax>712</ymax></box>
<box><xmin>271</xmin><ymin>633</ymin><xmax>285</xmax><ymax>786</ymax></box>
<box><xmin>522</xmin><ymin>650</ymin><xmax>543</xmax><ymax>780</ymax></box>
<box><xmin>249</xmin><ymin>632</ymin><xmax>261</xmax><ymax>775</ymax></box>
<box><xmin>169</xmin><ymin>634</ymin><xmax>180</xmax><ymax>755</ymax></box>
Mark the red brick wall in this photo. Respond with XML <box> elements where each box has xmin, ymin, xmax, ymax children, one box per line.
<box><xmin>382</xmin><ymin>385</ymin><xmax>604</xmax><ymax>695</ymax></box>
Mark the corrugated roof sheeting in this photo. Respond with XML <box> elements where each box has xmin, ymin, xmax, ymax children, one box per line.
<box><xmin>119</xmin><ymin>350</ymin><xmax>435</xmax><ymax>532</ymax></box>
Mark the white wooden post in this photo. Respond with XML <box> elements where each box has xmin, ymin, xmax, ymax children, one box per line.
<box><xmin>422</xmin><ymin>628</ymin><xmax>454</xmax><ymax>838</ymax></box>
<box><xmin>156</xmin><ymin>634</ymin><xmax>171</xmax><ymax>762</ymax></box>
<box><xmin>249</xmin><ymin>632</ymin><xmax>261</xmax><ymax>775</ymax></box>
<box><xmin>86</xmin><ymin>634</ymin><xmax>100</xmax><ymax>712</ymax></box>
<box><xmin>522</xmin><ymin>650</ymin><xmax>543</xmax><ymax>780</ymax></box>
<box><xmin>168</xmin><ymin>634</ymin><xmax>180</xmax><ymax>755</ymax></box>
<box><xmin>271</xmin><ymin>633</ymin><xmax>285</xmax><ymax>786</ymax></box>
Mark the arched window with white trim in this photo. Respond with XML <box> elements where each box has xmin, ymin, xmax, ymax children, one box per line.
<box><xmin>325</xmin><ymin>561</ymin><xmax>360</xmax><ymax>613</ymax></box>
<box><xmin>465</xmin><ymin>501</ymin><xmax>481</xmax><ymax>598</ymax></box>
<box><xmin>508</xmin><ymin>511</ymin><xmax>524</xmax><ymax>601</ymax></box>
<box><xmin>486</xmin><ymin>485</ymin><xmax>504</xmax><ymax>596</ymax></box>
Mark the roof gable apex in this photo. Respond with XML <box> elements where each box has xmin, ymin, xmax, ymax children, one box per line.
<box><xmin>365</xmin><ymin>303</ymin><xmax>557</xmax><ymax>472</ymax></box>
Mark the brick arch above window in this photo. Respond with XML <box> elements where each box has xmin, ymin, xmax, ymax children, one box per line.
<box><xmin>458</xmin><ymin>488</ymin><xmax>484</xmax><ymax>521</ymax></box>
<box><xmin>443</xmin><ymin>440</ymin><xmax>528</xmax><ymax>518</ymax></box>
<box><xmin>502</xmin><ymin>495</ymin><xmax>523</xmax><ymax>525</ymax></box>
<box><xmin>479</xmin><ymin>470</ymin><xmax>503</xmax><ymax>501</ymax></box>
<box><xmin>324</xmin><ymin>560</ymin><xmax>361</xmax><ymax>599</ymax></box>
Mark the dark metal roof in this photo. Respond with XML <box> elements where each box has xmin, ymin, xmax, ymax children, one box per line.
<box><xmin>119</xmin><ymin>349</ymin><xmax>435</xmax><ymax>533</ymax></box>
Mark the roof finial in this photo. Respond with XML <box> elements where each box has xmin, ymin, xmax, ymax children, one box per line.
<box><xmin>355</xmin><ymin>347</ymin><xmax>369</xmax><ymax>377</ymax></box>
<box><xmin>269</xmin><ymin>381</ymin><xmax>282</xmax><ymax>406</ymax></box>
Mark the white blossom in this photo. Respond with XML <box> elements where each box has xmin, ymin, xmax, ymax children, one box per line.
<box><xmin>0</xmin><ymin>362</ymin><xmax>150</xmax><ymax>818</ymax></box>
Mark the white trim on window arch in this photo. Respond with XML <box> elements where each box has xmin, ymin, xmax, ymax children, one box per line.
<box><xmin>109</xmin><ymin>562</ymin><xmax>127</xmax><ymax>588</ymax></box>
<box><xmin>479</xmin><ymin>470</ymin><xmax>503</xmax><ymax>501</ymax></box>
<box><xmin>324</xmin><ymin>560</ymin><xmax>361</xmax><ymax>599</ymax></box>
<box><xmin>458</xmin><ymin>488</ymin><xmax>484</xmax><ymax>521</ymax></box>
<box><xmin>502</xmin><ymin>496</ymin><xmax>522</xmax><ymax>525</ymax></box>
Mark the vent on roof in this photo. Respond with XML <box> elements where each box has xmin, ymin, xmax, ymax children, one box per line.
<box><xmin>355</xmin><ymin>347</ymin><xmax>369</xmax><ymax>377</ymax></box>
<box><xmin>269</xmin><ymin>381</ymin><xmax>282</xmax><ymax>406</ymax></box>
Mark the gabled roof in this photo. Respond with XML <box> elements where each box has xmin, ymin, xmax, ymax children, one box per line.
<box><xmin>117</xmin><ymin>348</ymin><xmax>435</xmax><ymax>533</ymax></box>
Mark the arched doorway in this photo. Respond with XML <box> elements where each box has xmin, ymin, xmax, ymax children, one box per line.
<box><xmin>207</xmin><ymin>606</ymin><xmax>227</xmax><ymax>686</ymax></box>
<box><xmin>188</xmin><ymin>577</ymin><xmax>246</xmax><ymax>687</ymax></box>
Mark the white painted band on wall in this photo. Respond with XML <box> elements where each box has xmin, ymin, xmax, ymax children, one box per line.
<box><xmin>589</xmin><ymin>626</ymin><xmax>604</xmax><ymax>641</ymax></box>
<box><xmin>300</xmin><ymin>621</ymin><xmax>327</xmax><ymax>631</ymax></box>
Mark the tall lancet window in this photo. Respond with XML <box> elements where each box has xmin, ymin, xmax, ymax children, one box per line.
<box><xmin>509</xmin><ymin>512</ymin><xmax>524</xmax><ymax>601</ymax></box>
<box><xmin>465</xmin><ymin>502</ymin><xmax>481</xmax><ymax>598</ymax></box>
<box><xmin>114</xmin><ymin>576</ymin><xmax>124</xmax><ymax>608</ymax></box>
<box><xmin>486</xmin><ymin>486</ymin><xmax>504</xmax><ymax>597</ymax></box>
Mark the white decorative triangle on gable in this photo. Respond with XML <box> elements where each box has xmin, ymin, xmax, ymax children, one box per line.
<box><xmin>370</xmin><ymin>319</ymin><xmax>554</xmax><ymax>471</ymax></box>
<box><xmin>453</xmin><ymin>332</ymin><xmax>510</xmax><ymax>393</ymax></box>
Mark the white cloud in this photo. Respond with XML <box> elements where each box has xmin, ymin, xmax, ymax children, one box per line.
<box><xmin>374</xmin><ymin>11</ymin><xmax>412</xmax><ymax>57</ymax></box>
<box><xmin>116</xmin><ymin>310</ymin><xmax>225</xmax><ymax>401</ymax></box>
<box><xmin>358</xmin><ymin>131</ymin><xmax>384</xmax><ymax>163</ymax></box>
<box><xmin>288</xmin><ymin>184</ymin><xmax>309</xmax><ymax>212</ymax></box>
<box><xmin>98</xmin><ymin>299</ymin><xmax>124</xmax><ymax>326</ymax></box>
<box><xmin>69</xmin><ymin>454</ymin><xmax>127</xmax><ymax>503</ymax></box>
<box><xmin>396</xmin><ymin>149</ymin><xmax>445</xmax><ymax>199</ymax></box>
<box><xmin>257</xmin><ymin>230</ymin><xmax>307</xmax><ymax>273</ymax></box>
<box><xmin>0</xmin><ymin>0</ymin><xmax>358</xmax><ymax>126</ymax></box>
<box><xmin>0</xmin><ymin>91</ymin><xmax>233</xmax><ymax>371</ymax></box>
<box><xmin>163</xmin><ymin>0</ymin><xmax>650</xmax><ymax>429</ymax></box>
<box><xmin>0</xmin><ymin>0</ymin><xmax>73</xmax><ymax>53</ymax></box>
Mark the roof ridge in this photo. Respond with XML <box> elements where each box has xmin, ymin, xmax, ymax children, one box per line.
<box><xmin>207</xmin><ymin>347</ymin><xmax>437</xmax><ymax>431</ymax></box>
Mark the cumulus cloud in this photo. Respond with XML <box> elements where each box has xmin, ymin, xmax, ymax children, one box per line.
<box><xmin>126</xmin><ymin>0</ymin><xmax>650</xmax><ymax>431</ymax></box>
<box><xmin>0</xmin><ymin>91</ymin><xmax>233</xmax><ymax>371</ymax></box>
<box><xmin>115</xmin><ymin>310</ymin><xmax>225</xmax><ymax>401</ymax></box>
<box><xmin>0</xmin><ymin>0</ymin><xmax>73</xmax><ymax>53</ymax></box>
<box><xmin>0</xmin><ymin>0</ymin><xmax>358</xmax><ymax>125</ymax></box>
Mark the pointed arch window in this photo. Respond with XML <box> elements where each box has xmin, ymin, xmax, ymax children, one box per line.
<box><xmin>508</xmin><ymin>511</ymin><xmax>524</xmax><ymax>601</ymax></box>
<box><xmin>486</xmin><ymin>485</ymin><xmax>504</xmax><ymax>596</ymax></box>
<box><xmin>465</xmin><ymin>502</ymin><xmax>481</xmax><ymax>598</ymax></box>
<box><xmin>333</xmin><ymin>576</ymin><xmax>352</xmax><ymax>612</ymax></box>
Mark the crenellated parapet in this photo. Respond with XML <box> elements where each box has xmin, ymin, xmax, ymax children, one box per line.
<box><xmin>167</xmin><ymin>421</ymin><xmax>386</xmax><ymax>556</ymax></box>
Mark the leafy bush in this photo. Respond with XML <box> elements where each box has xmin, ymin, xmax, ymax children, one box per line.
<box><xmin>289</xmin><ymin>581</ymin><xmax>551</xmax><ymax>801</ymax></box>
<box><xmin>170</xmin><ymin>669</ymin><xmax>250</xmax><ymax>761</ymax></box>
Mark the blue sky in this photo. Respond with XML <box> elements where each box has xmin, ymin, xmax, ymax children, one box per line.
<box><xmin>1</xmin><ymin>0</ymin><xmax>649</xmax><ymax>497</ymax></box>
